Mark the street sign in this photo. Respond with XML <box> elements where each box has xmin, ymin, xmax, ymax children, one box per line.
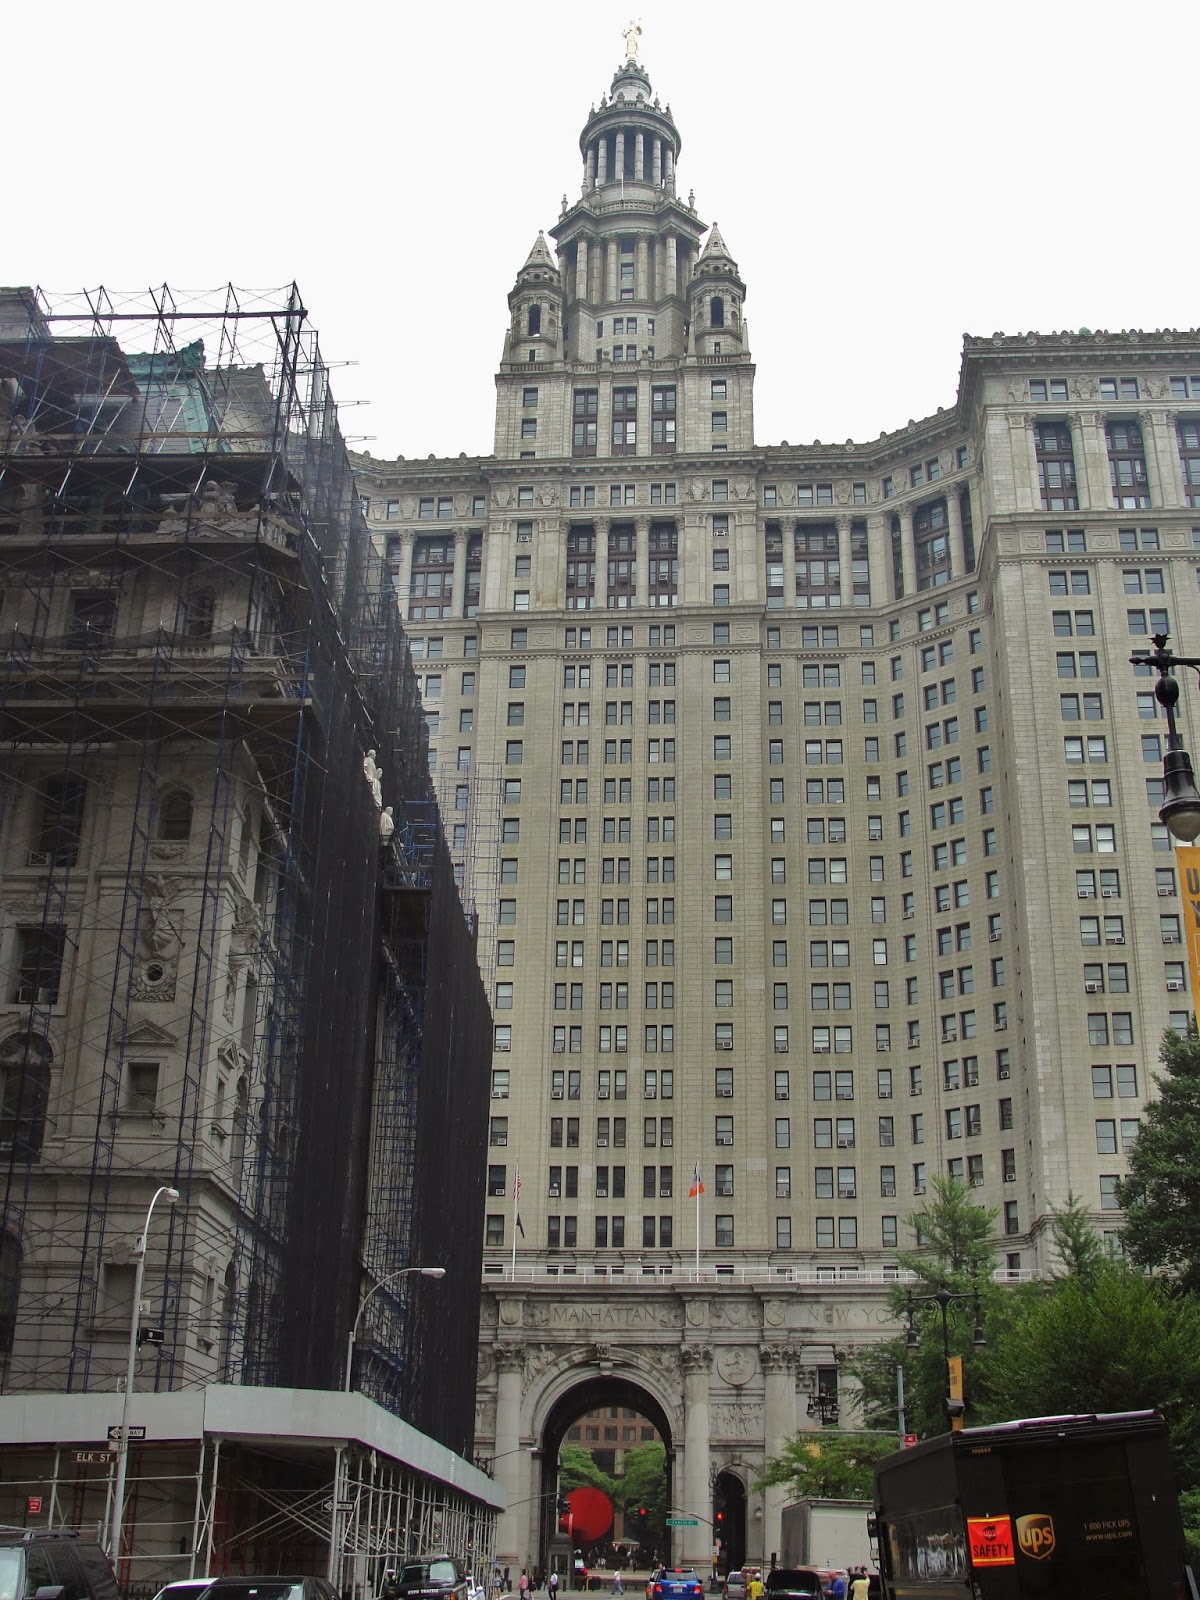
<box><xmin>903</xmin><ymin>1434</ymin><xmax>918</xmax><ymax>1449</ymax></box>
<box><xmin>336</xmin><ymin>1500</ymin><xmax>355</xmax><ymax>1512</ymax></box>
<box><xmin>107</xmin><ymin>1425</ymin><xmax>147</xmax><ymax>1442</ymax></box>
<box><xmin>75</xmin><ymin>1452</ymin><xmax>112</xmax><ymax>1464</ymax></box>
<box><xmin>667</xmin><ymin>1518</ymin><xmax>698</xmax><ymax>1527</ymax></box>
<box><xmin>26</xmin><ymin>1498</ymin><xmax>42</xmax><ymax>1515</ymax></box>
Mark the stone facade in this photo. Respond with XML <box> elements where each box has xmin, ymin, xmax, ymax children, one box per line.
<box><xmin>352</xmin><ymin>41</ymin><xmax>1200</xmax><ymax>1576</ymax></box>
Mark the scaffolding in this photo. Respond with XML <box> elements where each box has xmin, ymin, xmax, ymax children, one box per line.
<box><xmin>0</xmin><ymin>286</ymin><xmax>491</xmax><ymax>1476</ymax></box>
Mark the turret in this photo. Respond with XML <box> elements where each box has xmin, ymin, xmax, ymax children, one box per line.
<box><xmin>501</xmin><ymin>232</ymin><xmax>564</xmax><ymax>368</ymax></box>
<box><xmin>688</xmin><ymin>223</ymin><xmax>749</xmax><ymax>359</ymax></box>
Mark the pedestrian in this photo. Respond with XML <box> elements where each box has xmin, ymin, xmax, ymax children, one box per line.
<box><xmin>550</xmin><ymin>1571</ymin><xmax>560</xmax><ymax>1600</ymax></box>
<box><xmin>613</xmin><ymin>1573</ymin><xmax>623</xmax><ymax>1597</ymax></box>
<box><xmin>828</xmin><ymin>1575</ymin><xmax>846</xmax><ymax>1600</ymax></box>
<box><xmin>505</xmin><ymin>1573</ymin><xmax>512</xmax><ymax>1592</ymax></box>
<box><xmin>849</xmin><ymin>1573</ymin><xmax>868</xmax><ymax>1600</ymax></box>
<box><xmin>520</xmin><ymin>1574</ymin><xmax>530</xmax><ymax>1600</ymax></box>
<box><xmin>747</xmin><ymin>1576</ymin><xmax>764</xmax><ymax>1600</ymax></box>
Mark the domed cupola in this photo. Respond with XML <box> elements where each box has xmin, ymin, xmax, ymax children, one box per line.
<box><xmin>689</xmin><ymin>222</ymin><xmax>748</xmax><ymax>357</ymax></box>
<box><xmin>503</xmin><ymin>232</ymin><xmax>564</xmax><ymax>366</ymax></box>
<box><xmin>577</xmin><ymin>47</ymin><xmax>682</xmax><ymax>198</ymax></box>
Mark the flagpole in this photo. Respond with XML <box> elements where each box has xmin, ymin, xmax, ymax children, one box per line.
<box><xmin>512</xmin><ymin>1162</ymin><xmax>519</xmax><ymax>1279</ymax></box>
<box><xmin>694</xmin><ymin>1156</ymin><xmax>700</xmax><ymax>1280</ymax></box>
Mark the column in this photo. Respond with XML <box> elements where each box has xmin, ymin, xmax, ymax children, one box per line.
<box><xmin>781</xmin><ymin>519</ymin><xmax>797</xmax><ymax>610</ymax></box>
<box><xmin>635</xmin><ymin>515</ymin><xmax>650</xmax><ymax>605</ymax></box>
<box><xmin>396</xmin><ymin>530</ymin><xmax>416</xmax><ymax>619</ymax></box>
<box><xmin>607</xmin><ymin>241</ymin><xmax>619</xmax><ymax>304</ymax></box>
<box><xmin>452</xmin><ymin>529</ymin><xmax>469</xmax><ymax>617</ymax></box>
<box><xmin>1146</xmin><ymin>410</ymin><xmax>1184</xmax><ymax>508</ymax></box>
<box><xmin>586</xmin><ymin>146</ymin><xmax>596</xmax><ymax>191</ymax></box>
<box><xmin>1073</xmin><ymin>410</ymin><xmax>1109</xmax><ymax>513</ymax></box>
<box><xmin>946</xmin><ymin>491</ymin><xmax>967</xmax><ymax>581</ymax></box>
<box><xmin>664</xmin><ymin>145</ymin><xmax>675</xmax><ymax>192</ymax></box>
<box><xmin>615</xmin><ymin>130</ymin><xmax>625</xmax><ymax>180</ymax></box>
<box><xmin>681</xmin><ymin>1343</ymin><xmax>712</xmax><ymax>1571</ymax></box>
<box><xmin>575</xmin><ymin>238</ymin><xmax>589</xmax><ymax>304</ymax></box>
<box><xmin>760</xmin><ymin>1347</ymin><xmax>797</xmax><ymax>1572</ymax></box>
<box><xmin>493</xmin><ymin>1341</ymin><xmax>526</xmax><ymax>1565</ymax></box>
<box><xmin>597</xmin><ymin>517</ymin><xmax>612</xmax><ymax>608</ymax></box>
<box><xmin>652</xmin><ymin>137</ymin><xmax>662</xmax><ymax>187</ymax></box>
<box><xmin>666</xmin><ymin>235</ymin><xmax>678</xmax><ymax>300</ymax></box>
<box><xmin>634</xmin><ymin>131</ymin><xmax>645</xmax><ymax>181</ymax></box>
<box><xmin>899</xmin><ymin>507</ymin><xmax>917</xmax><ymax>599</ymax></box>
<box><xmin>636</xmin><ymin>237</ymin><xmax>650</xmax><ymax>302</ymax></box>
<box><xmin>866</xmin><ymin>511</ymin><xmax>889</xmax><ymax>606</ymax></box>
<box><xmin>836</xmin><ymin>514</ymin><xmax>852</xmax><ymax>608</ymax></box>
<box><xmin>597</xmin><ymin>136</ymin><xmax>608</xmax><ymax>184</ymax></box>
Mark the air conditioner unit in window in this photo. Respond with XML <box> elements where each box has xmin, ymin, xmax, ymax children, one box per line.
<box><xmin>716</xmin><ymin>1039</ymin><xmax>734</xmax><ymax>1050</ymax></box>
<box><xmin>995</xmin><ymin>1020</ymin><xmax>1007</xmax><ymax>1030</ymax></box>
<box><xmin>903</xmin><ymin>910</ymin><xmax>915</xmax><ymax>920</ymax></box>
<box><xmin>1102</xmin><ymin>888</ymin><xmax>1119</xmax><ymax>899</ymax></box>
<box><xmin>493</xmin><ymin>1089</ymin><xmax>510</xmax><ymax>1099</ymax></box>
<box><xmin>1163</xmin><ymin>933</ymin><xmax>1181</xmax><ymax>944</ymax></box>
<box><xmin>998</xmin><ymin>1068</ymin><xmax>1010</xmax><ymax>1080</ymax></box>
<box><xmin>970</xmin><ymin>1176</ymin><xmax>985</xmax><ymax>1188</ymax></box>
<box><xmin>774</xmin><ymin>1042</ymin><xmax>789</xmax><ymax>1053</ymax></box>
<box><xmin>716</xmin><ymin>1135</ymin><xmax>733</xmax><ymax>1146</ymax></box>
<box><xmin>839</xmin><ymin>1188</ymin><xmax>856</xmax><ymax>1200</ymax></box>
<box><xmin>660</xmin><ymin>1186</ymin><xmax>672</xmax><ymax>1198</ymax></box>
<box><xmin>814</xmin><ymin>1044</ymin><xmax>831</xmax><ymax>1054</ymax></box>
<box><xmin>1157</xmin><ymin>886</ymin><xmax>1174</xmax><ymax>897</ymax></box>
<box><xmin>879</xmin><ymin>1088</ymin><xmax>892</xmax><ymax>1099</ymax></box>
<box><xmin>495</xmin><ymin>1042</ymin><xmax>511</xmax><ymax>1053</ymax></box>
<box><xmin>616</xmin><ymin>1042</ymin><xmax>627</xmax><ymax>1052</ymax></box>
<box><xmin>1107</xmin><ymin>935</ymin><xmax>1125</xmax><ymax>944</ymax></box>
<box><xmin>989</xmin><ymin>932</ymin><xmax>1002</xmax><ymax>943</ymax></box>
<box><xmin>662</xmin><ymin>1135</ymin><xmax>673</xmax><ymax>1146</ymax></box>
<box><xmin>553</xmin><ymin>1043</ymin><xmax>565</xmax><ymax>1053</ymax></box>
<box><xmin>1078</xmin><ymin>887</ymin><xmax>1095</xmax><ymax>898</ymax></box>
<box><xmin>716</xmin><ymin>1087</ymin><xmax>734</xmax><ymax>1098</ymax></box>
<box><xmin>913</xmin><ymin>1183</ymin><xmax>926</xmax><ymax>1195</ymax></box>
<box><xmin>1004</xmin><ymin>1172</ymin><xmax>1016</xmax><ymax>1182</ymax></box>
<box><xmin>1167</xmin><ymin>979</ymin><xmax>1185</xmax><ymax>991</ymax></box>
<box><xmin>837</xmin><ymin>1136</ymin><xmax>854</xmax><ymax>1148</ymax></box>
<box><xmin>494</xmin><ymin>1134</ymin><xmax>508</xmax><ymax>1146</ymax></box>
<box><xmin>1085</xmin><ymin>981</ymin><xmax>1103</xmax><ymax>993</ymax></box>
<box><xmin>942</xmin><ymin>1032</ymin><xmax>958</xmax><ymax>1044</ymax></box>
<box><xmin>775</xmin><ymin>1090</ymin><xmax>790</xmax><ymax>1101</ymax></box>
<box><xmin>551</xmin><ymin>1088</ymin><xmax>564</xmax><ymax>1099</ymax></box>
<box><xmin>597</xmin><ymin>1137</ymin><xmax>609</xmax><ymax>1147</ymax></box>
<box><xmin>549</xmin><ymin>1186</ymin><xmax>560</xmax><ymax>1197</ymax></box>
<box><xmin>598</xmin><ymin>1088</ymin><xmax>610</xmax><ymax>1098</ymax></box>
<box><xmin>876</xmin><ymin>1043</ymin><xmax>891</xmax><ymax>1052</ymax></box>
<box><xmin>910</xmin><ymin>1086</ymin><xmax>922</xmax><ymax>1096</ymax></box>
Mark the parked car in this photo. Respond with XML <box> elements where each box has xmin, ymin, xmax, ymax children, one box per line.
<box><xmin>197</xmin><ymin>1581</ymin><xmax>340</xmax><ymax>1600</ymax></box>
<box><xmin>764</xmin><ymin>1573</ymin><xmax>824</xmax><ymax>1600</ymax></box>
<box><xmin>650</xmin><ymin>1573</ymin><xmax>705</xmax><ymax>1600</ymax></box>
<box><xmin>0</xmin><ymin>1530</ymin><xmax>119</xmax><ymax>1600</ymax></box>
<box><xmin>152</xmin><ymin>1581</ymin><xmax>215</xmax><ymax>1600</ymax></box>
<box><xmin>396</xmin><ymin>1559</ymin><xmax>471</xmax><ymax>1600</ymax></box>
<box><xmin>722</xmin><ymin>1573</ymin><xmax>745</xmax><ymax>1600</ymax></box>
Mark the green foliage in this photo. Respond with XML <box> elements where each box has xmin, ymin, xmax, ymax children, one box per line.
<box><xmin>846</xmin><ymin>1177</ymin><xmax>1028</xmax><ymax>1440</ymax></box>
<box><xmin>755</xmin><ymin>1432</ymin><xmax>894</xmax><ymax>1500</ymax></box>
<box><xmin>1048</xmin><ymin>1192</ymin><xmax>1105</xmax><ymax>1282</ymax></box>
<box><xmin>559</xmin><ymin>1443</ymin><xmax>619</xmax><ymax>1501</ymax></box>
<box><xmin>975</xmin><ymin>1258</ymin><xmax>1200</xmax><ymax>1507</ymax></box>
<box><xmin>1117</xmin><ymin>1024</ymin><xmax>1200</xmax><ymax>1293</ymax></box>
<box><xmin>618</xmin><ymin>1440</ymin><xmax>669</xmax><ymax>1528</ymax></box>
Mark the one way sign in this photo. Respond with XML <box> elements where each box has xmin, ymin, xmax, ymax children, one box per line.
<box><xmin>108</xmin><ymin>1425</ymin><xmax>146</xmax><ymax>1442</ymax></box>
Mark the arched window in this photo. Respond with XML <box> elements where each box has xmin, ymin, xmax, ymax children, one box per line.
<box><xmin>0</xmin><ymin>1033</ymin><xmax>52</xmax><ymax>1160</ymax></box>
<box><xmin>710</xmin><ymin>296</ymin><xmax>725</xmax><ymax>329</ymax></box>
<box><xmin>186</xmin><ymin>590</ymin><xmax>215</xmax><ymax>641</ymax></box>
<box><xmin>527</xmin><ymin>305</ymin><xmax>542</xmax><ymax>337</ymax></box>
<box><xmin>157</xmin><ymin>790</ymin><xmax>193</xmax><ymax>842</ymax></box>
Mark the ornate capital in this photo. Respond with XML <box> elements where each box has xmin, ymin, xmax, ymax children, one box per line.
<box><xmin>759</xmin><ymin>1344</ymin><xmax>794</xmax><ymax>1374</ymax></box>
<box><xmin>634</xmin><ymin>515</ymin><xmax>651</xmax><ymax>535</ymax></box>
<box><xmin>495</xmin><ymin>1342</ymin><xmax>526</xmax><ymax>1377</ymax></box>
<box><xmin>680</xmin><ymin>1342</ymin><xmax>712</xmax><ymax>1372</ymax></box>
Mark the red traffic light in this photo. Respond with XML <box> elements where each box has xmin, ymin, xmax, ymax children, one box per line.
<box><xmin>715</xmin><ymin>1512</ymin><xmax>724</xmax><ymax>1523</ymax></box>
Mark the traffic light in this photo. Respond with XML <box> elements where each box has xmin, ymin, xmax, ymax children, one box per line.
<box><xmin>715</xmin><ymin>1512</ymin><xmax>724</xmax><ymax>1526</ymax></box>
<box><xmin>638</xmin><ymin>1507</ymin><xmax>648</xmax><ymax>1523</ymax></box>
<box><xmin>557</xmin><ymin>1497</ymin><xmax>571</xmax><ymax>1514</ymax></box>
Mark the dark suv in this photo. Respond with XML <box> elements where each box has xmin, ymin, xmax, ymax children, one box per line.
<box><xmin>0</xmin><ymin>1530</ymin><xmax>120</xmax><ymax>1600</ymax></box>
<box><xmin>764</xmin><ymin>1573</ymin><xmax>824</xmax><ymax>1600</ymax></box>
<box><xmin>396</xmin><ymin>1559</ymin><xmax>470</xmax><ymax>1600</ymax></box>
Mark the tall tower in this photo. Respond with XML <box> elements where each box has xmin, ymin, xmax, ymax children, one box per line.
<box><xmin>493</xmin><ymin>48</ymin><xmax>754</xmax><ymax>460</ymax></box>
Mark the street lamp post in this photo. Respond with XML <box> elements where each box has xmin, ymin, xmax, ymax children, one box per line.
<box><xmin>109</xmin><ymin>1184</ymin><xmax>180</xmax><ymax>1562</ymax></box>
<box><xmin>344</xmin><ymin>1266</ymin><xmax>446</xmax><ymax>1392</ymax></box>
<box><xmin>1131</xmin><ymin>635</ymin><xmax>1200</xmax><ymax>843</ymax></box>
<box><xmin>903</xmin><ymin>1284</ymin><xmax>985</xmax><ymax>1429</ymax></box>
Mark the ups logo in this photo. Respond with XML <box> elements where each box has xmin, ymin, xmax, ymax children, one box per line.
<box><xmin>1016</xmin><ymin>1514</ymin><xmax>1056</xmax><ymax>1560</ymax></box>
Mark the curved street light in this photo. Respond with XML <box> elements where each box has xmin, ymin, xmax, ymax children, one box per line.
<box><xmin>904</xmin><ymin>1284</ymin><xmax>985</xmax><ymax>1428</ymax></box>
<box><xmin>344</xmin><ymin>1265</ymin><xmax>446</xmax><ymax>1392</ymax></box>
<box><xmin>1131</xmin><ymin>636</ymin><xmax>1200</xmax><ymax>843</ymax></box>
<box><xmin>109</xmin><ymin>1184</ymin><xmax>180</xmax><ymax>1562</ymax></box>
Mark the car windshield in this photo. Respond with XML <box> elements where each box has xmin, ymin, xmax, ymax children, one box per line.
<box><xmin>401</xmin><ymin>1567</ymin><xmax>458</xmax><ymax>1587</ymax></box>
<box><xmin>207</xmin><ymin>1585</ymin><xmax>303</xmax><ymax>1600</ymax></box>
<box><xmin>0</xmin><ymin>1553</ymin><xmax>22</xmax><ymax>1600</ymax></box>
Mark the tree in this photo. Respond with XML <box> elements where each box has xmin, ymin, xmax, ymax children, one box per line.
<box><xmin>1047</xmin><ymin>1191</ymin><xmax>1105</xmax><ymax>1282</ymax></box>
<box><xmin>559</xmin><ymin>1443</ymin><xmax>619</xmax><ymax>1500</ymax></box>
<box><xmin>616</xmin><ymin>1440</ymin><xmax>668</xmax><ymax>1549</ymax></box>
<box><xmin>846</xmin><ymin>1178</ymin><xmax>1036</xmax><ymax>1440</ymax></box>
<box><xmin>1117</xmin><ymin>1024</ymin><xmax>1200</xmax><ymax>1292</ymax></box>
<box><xmin>976</xmin><ymin>1256</ymin><xmax>1200</xmax><ymax>1554</ymax></box>
<box><xmin>756</xmin><ymin>1432</ymin><xmax>894</xmax><ymax>1500</ymax></box>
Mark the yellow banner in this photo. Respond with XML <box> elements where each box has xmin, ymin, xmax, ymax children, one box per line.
<box><xmin>948</xmin><ymin>1354</ymin><xmax>965</xmax><ymax>1432</ymax></box>
<box><xmin>1176</xmin><ymin>846</ymin><xmax>1200</xmax><ymax>1007</ymax></box>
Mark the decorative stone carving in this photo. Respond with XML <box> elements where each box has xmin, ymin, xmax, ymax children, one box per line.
<box><xmin>716</xmin><ymin>1347</ymin><xmax>756</xmax><ymax>1387</ymax></box>
<box><xmin>230</xmin><ymin>896</ymin><xmax>263</xmax><ymax>955</ymax></box>
<box><xmin>680</xmin><ymin>1343</ymin><xmax>712</xmax><ymax>1372</ymax></box>
<box><xmin>141</xmin><ymin>874</ymin><xmax>184</xmax><ymax>956</ymax></box>
<box><xmin>762</xmin><ymin>1300</ymin><xmax>787</xmax><ymax>1328</ymax></box>
<box><xmin>1073</xmin><ymin>377</ymin><xmax>1099</xmax><ymax>400</ymax></box>
<box><xmin>148</xmin><ymin>841</ymin><xmax>187</xmax><ymax>863</ymax></box>
<box><xmin>495</xmin><ymin>1343</ymin><xmax>526</xmax><ymax>1376</ymax></box>
<box><xmin>522</xmin><ymin>1342</ymin><xmax>565</xmax><ymax>1394</ymax></box>
<box><xmin>759</xmin><ymin>1345</ymin><xmax>793</xmax><ymax>1373</ymax></box>
<box><xmin>685</xmin><ymin>1299</ymin><xmax>708</xmax><ymax>1328</ymax></box>
<box><xmin>710</xmin><ymin>1400</ymin><xmax>763</xmax><ymax>1440</ymax></box>
<box><xmin>131</xmin><ymin>956</ymin><xmax>178</xmax><ymax>1002</ymax></box>
<box><xmin>711</xmin><ymin>1300</ymin><xmax>756</xmax><ymax>1328</ymax></box>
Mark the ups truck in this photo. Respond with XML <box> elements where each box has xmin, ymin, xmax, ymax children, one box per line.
<box><xmin>873</xmin><ymin>1411</ymin><xmax>1194</xmax><ymax>1600</ymax></box>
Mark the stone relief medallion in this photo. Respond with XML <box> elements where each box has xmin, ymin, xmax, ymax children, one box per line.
<box><xmin>685</xmin><ymin>1300</ymin><xmax>707</xmax><ymax>1327</ymax></box>
<box><xmin>131</xmin><ymin>957</ymin><xmax>178</xmax><ymax>1002</ymax></box>
<box><xmin>763</xmin><ymin>1301</ymin><xmax>785</xmax><ymax>1327</ymax></box>
<box><xmin>716</xmin><ymin>1347</ymin><xmax>756</xmax><ymax>1387</ymax></box>
<box><xmin>499</xmin><ymin>1299</ymin><xmax>521</xmax><ymax>1326</ymax></box>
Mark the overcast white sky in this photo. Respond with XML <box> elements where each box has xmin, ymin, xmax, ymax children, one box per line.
<box><xmin>10</xmin><ymin>1</ymin><xmax>1195</xmax><ymax>461</ymax></box>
